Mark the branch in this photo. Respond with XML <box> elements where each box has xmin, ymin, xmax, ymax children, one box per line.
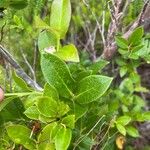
<box><xmin>101</xmin><ymin>0</ymin><xmax>150</xmax><ymax>60</ymax></box>
<box><xmin>20</xmin><ymin>48</ymin><xmax>36</xmax><ymax>82</ymax></box>
<box><xmin>0</xmin><ymin>45</ymin><xmax>43</xmax><ymax>91</ymax></box>
<box><xmin>124</xmin><ymin>0</ymin><xmax>150</xmax><ymax>38</ymax></box>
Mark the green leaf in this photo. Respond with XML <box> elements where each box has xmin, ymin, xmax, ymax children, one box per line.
<box><xmin>116</xmin><ymin>116</ymin><xmax>131</xmax><ymax>126</ymax></box>
<box><xmin>109</xmin><ymin>100</ymin><xmax>119</xmax><ymax>113</ymax></box>
<box><xmin>116</xmin><ymin>124</ymin><xmax>126</xmax><ymax>136</ymax></box>
<box><xmin>38</xmin><ymin>122</ymin><xmax>58</xmax><ymax>150</ymax></box>
<box><xmin>128</xmin><ymin>27</ymin><xmax>144</xmax><ymax>46</ymax></box>
<box><xmin>131</xmin><ymin>45</ymin><xmax>144</xmax><ymax>52</ymax></box>
<box><xmin>38</xmin><ymin>114</ymin><xmax>56</xmax><ymax>123</ymax></box>
<box><xmin>126</xmin><ymin>126</ymin><xmax>139</xmax><ymax>137</ymax></box>
<box><xmin>61</xmin><ymin>115</ymin><xmax>75</xmax><ymax>129</ymax></box>
<box><xmin>0</xmin><ymin>98</ymin><xmax>25</xmax><ymax>123</ymax></box>
<box><xmin>0</xmin><ymin>0</ymin><xmax>7</xmax><ymax>7</ymax></box>
<box><xmin>134</xmin><ymin>86</ymin><xmax>149</xmax><ymax>93</ymax></box>
<box><xmin>118</xmin><ymin>48</ymin><xmax>129</xmax><ymax>55</ymax></box>
<box><xmin>9</xmin><ymin>0</ymin><xmax>28</xmax><ymax>9</ymax></box>
<box><xmin>73</xmin><ymin>75</ymin><xmax>113</xmax><ymax>104</ymax></box>
<box><xmin>34</xmin><ymin>16</ymin><xmax>50</xmax><ymax>29</ymax></box>
<box><xmin>119</xmin><ymin>78</ymin><xmax>134</xmax><ymax>94</ymax></box>
<box><xmin>74</xmin><ymin>103</ymin><xmax>88</xmax><ymax>121</ymax></box>
<box><xmin>55</xmin><ymin>126</ymin><xmax>72</xmax><ymax>150</ymax></box>
<box><xmin>88</xmin><ymin>59</ymin><xmax>109</xmax><ymax>74</ymax></box>
<box><xmin>133</xmin><ymin>96</ymin><xmax>145</xmax><ymax>107</ymax></box>
<box><xmin>57</xmin><ymin>101</ymin><xmax>70</xmax><ymax>117</ymax></box>
<box><xmin>142</xmin><ymin>112</ymin><xmax>150</xmax><ymax>121</ymax></box>
<box><xmin>6</xmin><ymin>125</ymin><xmax>36</xmax><ymax>150</ymax></box>
<box><xmin>115</xmin><ymin>37</ymin><xmax>128</xmax><ymax>49</ymax></box>
<box><xmin>24</xmin><ymin>106</ymin><xmax>40</xmax><ymax>120</ymax></box>
<box><xmin>75</xmin><ymin>70</ymin><xmax>92</xmax><ymax>82</ymax></box>
<box><xmin>0</xmin><ymin>96</ymin><xmax>17</xmax><ymax>111</ymax></box>
<box><xmin>41</xmin><ymin>54</ymin><xmax>75</xmax><ymax>98</ymax></box>
<box><xmin>116</xmin><ymin>57</ymin><xmax>126</xmax><ymax>66</ymax></box>
<box><xmin>120</xmin><ymin>66</ymin><xmax>128</xmax><ymax>77</ymax></box>
<box><xmin>50</xmin><ymin>0</ymin><xmax>71</xmax><ymax>38</ymax></box>
<box><xmin>12</xmin><ymin>72</ymin><xmax>31</xmax><ymax>91</ymax></box>
<box><xmin>55</xmin><ymin>44</ymin><xmax>79</xmax><ymax>62</ymax></box>
<box><xmin>43</xmin><ymin>83</ymin><xmax>59</xmax><ymax>100</ymax></box>
<box><xmin>128</xmin><ymin>52</ymin><xmax>139</xmax><ymax>60</ymax></box>
<box><xmin>23</xmin><ymin>94</ymin><xmax>39</xmax><ymax>109</ymax></box>
<box><xmin>37</xmin><ymin>96</ymin><xmax>58</xmax><ymax>117</ymax></box>
<box><xmin>13</xmin><ymin>15</ymin><xmax>23</xmax><ymax>27</ymax></box>
<box><xmin>38</xmin><ymin>30</ymin><xmax>57</xmax><ymax>53</ymax></box>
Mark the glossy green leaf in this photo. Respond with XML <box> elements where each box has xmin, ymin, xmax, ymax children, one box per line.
<box><xmin>75</xmin><ymin>70</ymin><xmax>92</xmax><ymax>82</ymax></box>
<box><xmin>12</xmin><ymin>72</ymin><xmax>31</xmax><ymax>91</ymax></box>
<box><xmin>128</xmin><ymin>27</ymin><xmax>144</xmax><ymax>46</ymax></box>
<box><xmin>118</xmin><ymin>48</ymin><xmax>129</xmax><ymax>55</ymax></box>
<box><xmin>116</xmin><ymin>57</ymin><xmax>126</xmax><ymax>66</ymax></box>
<box><xmin>133</xmin><ymin>96</ymin><xmax>145</xmax><ymax>107</ymax></box>
<box><xmin>41</xmin><ymin>54</ymin><xmax>74</xmax><ymax>98</ymax></box>
<box><xmin>37</xmin><ymin>96</ymin><xmax>58</xmax><ymax>117</ymax></box>
<box><xmin>0</xmin><ymin>98</ymin><xmax>25</xmax><ymax>123</ymax></box>
<box><xmin>120</xmin><ymin>66</ymin><xmax>128</xmax><ymax>77</ymax></box>
<box><xmin>62</xmin><ymin>115</ymin><xmax>75</xmax><ymax>129</ymax></box>
<box><xmin>24</xmin><ymin>106</ymin><xmax>40</xmax><ymax>120</ymax></box>
<box><xmin>34</xmin><ymin>16</ymin><xmax>50</xmax><ymax>29</ymax></box>
<box><xmin>116</xmin><ymin>116</ymin><xmax>131</xmax><ymax>126</ymax></box>
<box><xmin>50</xmin><ymin>0</ymin><xmax>71</xmax><ymax>38</ymax></box>
<box><xmin>142</xmin><ymin>112</ymin><xmax>150</xmax><ymax>121</ymax></box>
<box><xmin>43</xmin><ymin>83</ymin><xmax>59</xmax><ymax>100</ymax></box>
<box><xmin>57</xmin><ymin>101</ymin><xmax>70</xmax><ymax>117</ymax></box>
<box><xmin>131</xmin><ymin>45</ymin><xmax>144</xmax><ymax>52</ymax></box>
<box><xmin>38</xmin><ymin>122</ymin><xmax>58</xmax><ymax>150</ymax></box>
<box><xmin>128</xmin><ymin>52</ymin><xmax>139</xmax><ymax>60</ymax></box>
<box><xmin>9</xmin><ymin>0</ymin><xmax>28</xmax><ymax>9</ymax></box>
<box><xmin>88</xmin><ymin>59</ymin><xmax>109</xmax><ymax>74</ymax></box>
<box><xmin>116</xmin><ymin>124</ymin><xmax>126</xmax><ymax>136</ymax></box>
<box><xmin>134</xmin><ymin>86</ymin><xmax>149</xmax><ymax>93</ymax></box>
<box><xmin>38</xmin><ymin>114</ymin><xmax>56</xmax><ymax>123</ymax></box>
<box><xmin>55</xmin><ymin>126</ymin><xmax>72</xmax><ymax>150</ymax></box>
<box><xmin>119</xmin><ymin>78</ymin><xmax>134</xmax><ymax>94</ymax></box>
<box><xmin>126</xmin><ymin>126</ymin><xmax>139</xmax><ymax>137</ymax></box>
<box><xmin>0</xmin><ymin>0</ymin><xmax>7</xmax><ymax>7</ymax></box>
<box><xmin>74</xmin><ymin>103</ymin><xmax>88</xmax><ymax>121</ymax></box>
<box><xmin>115</xmin><ymin>37</ymin><xmax>128</xmax><ymax>49</ymax></box>
<box><xmin>13</xmin><ymin>15</ymin><xmax>23</xmax><ymax>27</ymax></box>
<box><xmin>23</xmin><ymin>94</ymin><xmax>40</xmax><ymax>109</ymax></box>
<box><xmin>0</xmin><ymin>96</ymin><xmax>17</xmax><ymax>111</ymax></box>
<box><xmin>73</xmin><ymin>75</ymin><xmax>113</xmax><ymax>104</ymax></box>
<box><xmin>38</xmin><ymin>30</ymin><xmax>57</xmax><ymax>52</ymax></box>
<box><xmin>55</xmin><ymin>44</ymin><xmax>79</xmax><ymax>62</ymax></box>
<box><xmin>109</xmin><ymin>99</ymin><xmax>119</xmax><ymax>113</ymax></box>
<box><xmin>6</xmin><ymin>125</ymin><xmax>36</xmax><ymax>149</ymax></box>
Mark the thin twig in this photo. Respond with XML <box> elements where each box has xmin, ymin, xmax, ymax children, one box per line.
<box><xmin>82</xmin><ymin>0</ymin><xmax>106</xmax><ymax>48</ymax></box>
<box><xmin>0</xmin><ymin>45</ymin><xmax>43</xmax><ymax>91</ymax></box>
<box><xmin>20</xmin><ymin>48</ymin><xmax>36</xmax><ymax>81</ymax></box>
<box><xmin>73</xmin><ymin>115</ymin><xmax>105</xmax><ymax>150</ymax></box>
<box><xmin>33</xmin><ymin>40</ymin><xmax>38</xmax><ymax>81</ymax></box>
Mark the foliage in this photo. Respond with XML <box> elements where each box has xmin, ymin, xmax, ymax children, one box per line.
<box><xmin>0</xmin><ymin>0</ymin><xmax>150</xmax><ymax>150</ymax></box>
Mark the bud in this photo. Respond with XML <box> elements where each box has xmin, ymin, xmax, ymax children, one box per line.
<box><xmin>0</xmin><ymin>87</ymin><xmax>4</xmax><ymax>102</ymax></box>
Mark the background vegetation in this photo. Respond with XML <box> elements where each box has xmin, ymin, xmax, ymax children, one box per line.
<box><xmin>0</xmin><ymin>0</ymin><xmax>150</xmax><ymax>150</ymax></box>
